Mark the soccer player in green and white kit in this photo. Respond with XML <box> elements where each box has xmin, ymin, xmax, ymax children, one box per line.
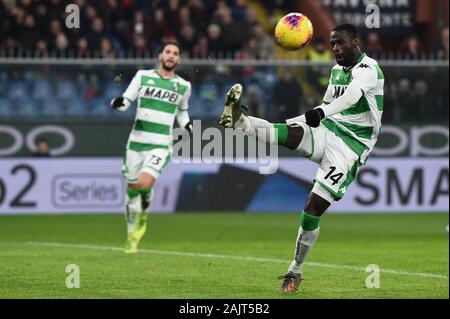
<box><xmin>219</xmin><ymin>24</ymin><xmax>384</xmax><ymax>294</ymax></box>
<box><xmin>111</xmin><ymin>41</ymin><xmax>192</xmax><ymax>253</ymax></box>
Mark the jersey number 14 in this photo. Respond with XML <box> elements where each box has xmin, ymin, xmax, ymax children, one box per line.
<box><xmin>324</xmin><ymin>166</ymin><xmax>344</xmax><ymax>185</ymax></box>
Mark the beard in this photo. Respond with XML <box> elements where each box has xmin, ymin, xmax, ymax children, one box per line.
<box><xmin>336</xmin><ymin>50</ymin><xmax>356</xmax><ymax>67</ymax></box>
<box><xmin>161</xmin><ymin>61</ymin><xmax>177</xmax><ymax>71</ymax></box>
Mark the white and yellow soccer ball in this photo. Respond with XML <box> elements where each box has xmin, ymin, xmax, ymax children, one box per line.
<box><xmin>274</xmin><ymin>12</ymin><xmax>314</xmax><ymax>50</ymax></box>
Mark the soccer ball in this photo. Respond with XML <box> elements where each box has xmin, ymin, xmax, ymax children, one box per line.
<box><xmin>274</xmin><ymin>13</ymin><xmax>313</xmax><ymax>50</ymax></box>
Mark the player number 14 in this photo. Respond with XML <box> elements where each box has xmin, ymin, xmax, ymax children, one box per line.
<box><xmin>324</xmin><ymin>166</ymin><xmax>344</xmax><ymax>185</ymax></box>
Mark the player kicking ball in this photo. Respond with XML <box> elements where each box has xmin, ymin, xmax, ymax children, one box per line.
<box><xmin>219</xmin><ymin>24</ymin><xmax>384</xmax><ymax>294</ymax></box>
<box><xmin>111</xmin><ymin>41</ymin><xmax>193</xmax><ymax>253</ymax></box>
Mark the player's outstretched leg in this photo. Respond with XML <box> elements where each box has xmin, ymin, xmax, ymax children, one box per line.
<box><xmin>219</xmin><ymin>83</ymin><xmax>303</xmax><ymax>150</ymax></box>
<box><xmin>280</xmin><ymin>190</ymin><xmax>331</xmax><ymax>294</ymax></box>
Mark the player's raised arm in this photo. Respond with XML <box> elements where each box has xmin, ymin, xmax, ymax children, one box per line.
<box><xmin>303</xmin><ymin>64</ymin><xmax>378</xmax><ymax>127</ymax></box>
<box><xmin>327</xmin><ymin>66</ymin><xmax>377</xmax><ymax>115</ymax></box>
<box><xmin>111</xmin><ymin>70</ymin><xmax>141</xmax><ymax>112</ymax></box>
<box><xmin>176</xmin><ymin>82</ymin><xmax>193</xmax><ymax>134</ymax></box>
<box><xmin>300</xmin><ymin>21</ymin><xmax>382</xmax><ymax>128</ymax></box>
<box><xmin>304</xmin><ymin>87</ymin><xmax>360</xmax><ymax>127</ymax></box>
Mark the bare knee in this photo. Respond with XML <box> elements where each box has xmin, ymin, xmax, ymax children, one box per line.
<box><xmin>128</xmin><ymin>183</ymin><xmax>138</xmax><ymax>190</ymax></box>
<box><xmin>137</xmin><ymin>172</ymin><xmax>156</xmax><ymax>190</ymax></box>
<box><xmin>304</xmin><ymin>192</ymin><xmax>331</xmax><ymax>217</ymax></box>
<box><xmin>284</xmin><ymin>125</ymin><xmax>304</xmax><ymax>150</ymax></box>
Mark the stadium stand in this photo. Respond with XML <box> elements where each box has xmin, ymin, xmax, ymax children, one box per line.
<box><xmin>0</xmin><ymin>0</ymin><xmax>448</xmax><ymax>123</ymax></box>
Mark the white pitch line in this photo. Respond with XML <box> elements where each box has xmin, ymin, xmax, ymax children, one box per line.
<box><xmin>26</xmin><ymin>241</ymin><xmax>448</xmax><ymax>280</ymax></box>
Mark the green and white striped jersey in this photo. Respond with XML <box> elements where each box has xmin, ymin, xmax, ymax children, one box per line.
<box><xmin>321</xmin><ymin>53</ymin><xmax>384</xmax><ymax>163</ymax></box>
<box><xmin>122</xmin><ymin>69</ymin><xmax>191</xmax><ymax>152</ymax></box>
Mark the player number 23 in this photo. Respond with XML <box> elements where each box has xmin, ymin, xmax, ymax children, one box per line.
<box><xmin>324</xmin><ymin>166</ymin><xmax>344</xmax><ymax>185</ymax></box>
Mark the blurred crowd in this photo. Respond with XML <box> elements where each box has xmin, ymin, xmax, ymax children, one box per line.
<box><xmin>0</xmin><ymin>0</ymin><xmax>276</xmax><ymax>59</ymax></box>
<box><xmin>0</xmin><ymin>0</ymin><xmax>448</xmax><ymax>126</ymax></box>
<box><xmin>1</xmin><ymin>61</ymin><xmax>448</xmax><ymax>124</ymax></box>
<box><xmin>0</xmin><ymin>0</ymin><xmax>448</xmax><ymax>60</ymax></box>
<box><xmin>363</xmin><ymin>29</ymin><xmax>449</xmax><ymax>60</ymax></box>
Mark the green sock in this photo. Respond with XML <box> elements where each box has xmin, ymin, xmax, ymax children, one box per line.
<box><xmin>300</xmin><ymin>211</ymin><xmax>321</xmax><ymax>231</ymax></box>
<box><xmin>138</xmin><ymin>188</ymin><xmax>151</xmax><ymax>196</ymax></box>
<box><xmin>127</xmin><ymin>188</ymin><xmax>140</xmax><ymax>198</ymax></box>
<box><xmin>274</xmin><ymin>123</ymin><xmax>288</xmax><ymax>145</ymax></box>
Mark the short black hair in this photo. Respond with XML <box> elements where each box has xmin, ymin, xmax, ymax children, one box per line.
<box><xmin>37</xmin><ymin>138</ymin><xmax>48</xmax><ymax>144</ymax></box>
<box><xmin>160</xmin><ymin>40</ymin><xmax>181</xmax><ymax>54</ymax></box>
<box><xmin>332</xmin><ymin>23</ymin><xmax>359</xmax><ymax>39</ymax></box>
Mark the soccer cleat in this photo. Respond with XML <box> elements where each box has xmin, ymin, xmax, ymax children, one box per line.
<box><xmin>124</xmin><ymin>235</ymin><xmax>139</xmax><ymax>254</ymax></box>
<box><xmin>279</xmin><ymin>271</ymin><xmax>303</xmax><ymax>294</ymax></box>
<box><xmin>124</xmin><ymin>212</ymin><xmax>148</xmax><ymax>253</ymax></box>
<box><xmin>133</xmin><ymin>212</ymin><xmax>148</xmax><ymax>240</ymax></box>
<box><xmin>219</xmin><ymin>83</ymin><xmax>244</xmax><ymax>128</ymax></box>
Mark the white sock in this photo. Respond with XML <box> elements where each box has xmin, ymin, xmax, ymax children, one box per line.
<box><xmin>125</xmin><ymin>194</ymin><xmax>142</xmax><ymax>235</ymax></box>
<box><xmin>235</xmin><ymin>114</ymin><xmax>277</xmax><ymax>144</ymax></box>
<box><xmin>288</xmin><ymin>227</ymin><xmax>320</xmax><ymax>274</ymax></box>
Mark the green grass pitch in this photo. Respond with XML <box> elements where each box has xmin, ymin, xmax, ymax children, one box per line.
<box><xmin>0</xmin><ymin>213</ymin><xmax>448</xmax><ymax>299</ymax></box>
